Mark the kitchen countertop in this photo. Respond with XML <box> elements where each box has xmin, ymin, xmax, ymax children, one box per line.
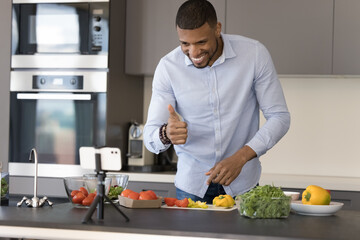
<box><xmin>0</xmin><ymin>196</ymin><xmax>359</xmax><ymax>240</ymax></box>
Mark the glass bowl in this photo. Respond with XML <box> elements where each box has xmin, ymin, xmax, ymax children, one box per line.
<box><xmin>107</xmin><ymin>174</ymin><xmax>129</xmax><ymax>201</ymax></box>
<box><xmin>63</xmin><ymin>176</ymin><xmax>111</xmax><ymax>208</ymax></box>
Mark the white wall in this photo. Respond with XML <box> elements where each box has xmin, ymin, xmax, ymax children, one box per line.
<box><xmin>143</xmin><ymin>75</ymin><xmax>360</xmax><ymax>190</ymax></box>
<box><xmin>261</xmin><ymin>76</ymin><xmax>360</xmax><ymax>178</ymax></box>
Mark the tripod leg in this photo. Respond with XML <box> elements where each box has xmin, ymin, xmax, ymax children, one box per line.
<box><xmin>82</xmin><ymin>195</ymin><xmax>100</xmax><ymax>223</ymax></box>
<box><xmin>104</xmin><ymin>195</ymin><xmax>130</xmax><ymax>222</ymax></box>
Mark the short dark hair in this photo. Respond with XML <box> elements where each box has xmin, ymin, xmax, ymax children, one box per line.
<box><xmin>176</xmin><ymin>0</ymin><xmax>218</xmax><ymax>30</ymax></box>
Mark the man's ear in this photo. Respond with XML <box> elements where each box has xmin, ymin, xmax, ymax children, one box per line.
<box><xmin>216</xmin><ymin>22</ymin><xmax>222</xmax><ymax>37</ymax></box>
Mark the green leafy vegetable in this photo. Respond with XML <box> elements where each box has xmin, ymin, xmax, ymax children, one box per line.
<box><xmin>1</xmin><ymin>177</ymin><xmax>9</xmax><ymax>198</ymax></box>
<box><xmin>108</xmin><ymin>185</ymin><xmax>124</xmax><ymax>200</ymax></box>
<box><xmin>237</xmin><ymin>185</ymin><xmax>291</xmax><ymax>219</ymax></box>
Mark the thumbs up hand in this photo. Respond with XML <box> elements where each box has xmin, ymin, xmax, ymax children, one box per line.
<box><xmin>166</xmin><ymin>104</ymin><xmax>188</xmax><ymax>145</ymax></box>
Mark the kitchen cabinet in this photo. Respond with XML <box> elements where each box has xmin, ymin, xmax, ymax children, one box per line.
<box><xmin>226</xmin><ymin>0</ymin><xmax>333</xmax><ymax>75</ymax></box>
<box><xmin>125</xmin><ymin>0</ymin><xmax>226</xmax><ymax>75</ymax></box>
<box><xmin>333</xmin><ymin>0</ymin><xmax>360</xmax><ymax>74</ymax></box>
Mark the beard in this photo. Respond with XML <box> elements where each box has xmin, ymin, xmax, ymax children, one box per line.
<box><xmin>190</xmin><ymin>38</ymin><xmax>219</xmax><ymax>69</ymax></box>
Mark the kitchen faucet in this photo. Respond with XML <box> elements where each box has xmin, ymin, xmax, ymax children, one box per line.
<box><xmin>17</xmin><ymin>148</ymin><xmax>53</xmax><ymax>208</ymax></box>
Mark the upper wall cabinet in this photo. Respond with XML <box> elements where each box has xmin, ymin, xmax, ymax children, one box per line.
<box><xmin>226</xmin><ymin>0</ymin><xmax>334</xmax><ymax>75</ymax></box>
<box><xmin>125</xmin><ymin>0</ymin><xmax>226</xmax><ymax>75</ymax></box>
<box><xmin>333</xmin><ymin>0</ymin><xmax>360</xmax><ymax>75</ymax></box>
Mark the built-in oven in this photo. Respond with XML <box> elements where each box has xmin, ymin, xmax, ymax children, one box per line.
<box><xmin>11</xmin><ymin>0</ymin><xmax>109</xmax><ymax>69</ymax></box>
<box><xmin>9</xmin><ymin>71</ymin><xmax>107</xmax><ymax>177</ymax></box>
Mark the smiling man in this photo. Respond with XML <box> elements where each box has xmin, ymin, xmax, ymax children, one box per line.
<box><xmin>144</xmin><ymin>0</ymin><xmax>290</xmax><ymax>203</ymax></box>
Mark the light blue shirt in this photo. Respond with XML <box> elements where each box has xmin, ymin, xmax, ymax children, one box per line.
<box><xmin>144</xmin><ymin>34</ymin><xmax>290</xmax><ymax>198</ymax></box>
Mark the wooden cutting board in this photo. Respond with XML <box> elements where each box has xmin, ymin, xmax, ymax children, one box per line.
<box><xmin>161</xmin><ymin>204</ymin><xmax>238</xmax><ymax>211</ymax></box>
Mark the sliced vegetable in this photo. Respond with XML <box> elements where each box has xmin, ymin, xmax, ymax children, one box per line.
<box><xmin>175</xmin><ymin>198</ymin><xmax>189</xmax><ymax>207</ymax></box>
<box><xmin>164</xmin><ymin>197</ymin><xmax>178</xmax><ymax>207</ymax></box>
<box><xmin>188</xmin><ymin>198</ymin><xmax>208</xmax><ymax>209</ymax></box>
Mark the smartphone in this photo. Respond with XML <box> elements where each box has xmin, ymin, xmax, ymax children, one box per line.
<box><xmin>79</xmin><ymin>147</ymin><xmax>122</xmax><ymax>171</ymax></box>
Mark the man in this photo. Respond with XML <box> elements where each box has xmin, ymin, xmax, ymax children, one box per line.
<box><xmin>144</xmin><ymin>0</ymin><xmax>290</xmax><ymax>203</ymax></box>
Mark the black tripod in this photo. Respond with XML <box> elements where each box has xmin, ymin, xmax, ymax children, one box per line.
<box><xmin>82</xmin><ymin>153</ymin><xmax>129</xmax><ymax>223</ymax></box>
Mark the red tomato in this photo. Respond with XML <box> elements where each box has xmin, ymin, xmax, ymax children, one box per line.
<box><xmin>139</xmin><ymin>191</ymin><xmax>154</xmax><ymax>200</ymax></box>
<box><xmin>72</xmin><ymin>192</ymin><xmax>86</xmax><ymax>204</ymax></box>
<box><xmin>128</xmin><ymin>191</ymin><xmax>140</xmax><ymax>200</ymax></box>
<box><xmin>88</xmin><ymin>192</ymin><xmax>96</xmax><ymax>199</ymax></box>
<box><xmin>121</xmin><ymin>189</ymin><xmax>134</xmax><ymax>197</ymax></box>
<box><xmin>79</xmin><ymin>187</ymin><xmax>89</xmax><ymax>197</ymax></box>
<box><xmin>164</xmin><ymin>197</ymin><xmax>177</xmax><ymax>206</ymax></box>
<box><xmin>71</xmin><ymin>190</ymin><xmax>79</xmax><ymax>198</ymax></box>
<box><xmin>175</xmin><ymin>198</ymin><xmax>189</xmax><ymax>208</ymax></box>
<box><xmin>82</xmin><ymin>196</ymin><xmax>95</xmax><ymax>206</ymax></box>
<box><xmin>145</xmin><ymin>190</ymin><xmax>157</xmax><ymax>200</ymax></box>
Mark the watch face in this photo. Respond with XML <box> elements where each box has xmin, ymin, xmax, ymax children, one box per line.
<box><xmin>130</xmin><ymin>125</ymin><xmax>142</xmax><ymax>138</ymax></box>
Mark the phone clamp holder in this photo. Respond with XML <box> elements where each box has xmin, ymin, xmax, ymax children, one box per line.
<box><xmin>82</xmin><ymin>152</ymin><xmax>129</xmax><ymax>223</ymax></box>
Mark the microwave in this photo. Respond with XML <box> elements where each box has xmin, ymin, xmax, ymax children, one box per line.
<box><xmin>11</xmin><ymin>0</ymin><xmax>109</xmax><ymax>69</ymax></box>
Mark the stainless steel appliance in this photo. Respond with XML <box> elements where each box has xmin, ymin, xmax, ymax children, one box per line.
<box><xmin>127</xmin><ymin>123</ymin><xmax>154</xmax><ymax>167</ymax></box>
<box><xmin>11</xmin><ymin>0</ymin><xmax>109</xmax><ymax>69</ymax></box>
<box><xmin>9</xmin><ymin>70</ymin><xmax>107</xmax><ymax>177</ymax></box>
<box><xmin>9</xmin><ymin>0</ymin><xmax>110</xmax><ymax>177</ymax></box>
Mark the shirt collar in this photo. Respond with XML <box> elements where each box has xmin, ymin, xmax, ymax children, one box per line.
<box><xmin>184</xmin><ymin>33</ymin><xmax>237</xmax><ymax>67</ymax></box>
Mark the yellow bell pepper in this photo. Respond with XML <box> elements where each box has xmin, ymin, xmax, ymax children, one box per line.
<box><xmin>213</xmin><ymin>194</ymin><xmax>235</xmax><ymax>207</ymax></box>
<box><xmin>302</xmin><ymin>185</ymin><xmax>331</xmax><ymax>205</ymax></box>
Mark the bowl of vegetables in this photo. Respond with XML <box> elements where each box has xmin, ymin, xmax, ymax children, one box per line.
<box><xmin>236</xmin><ymin>185</ymin><xmax>291</xmax><ymax>219</ymax></box>
<box><xmin>107</xmin><ymin>174</ymin><xmax>129</xmax><ymax>201</ymax></box>
<box><xmin>63</xmin><ymin>176</ymin><xmax>111</xmax><ymax>208</ymax></box>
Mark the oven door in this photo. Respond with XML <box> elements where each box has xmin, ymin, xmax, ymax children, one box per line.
<box><xmin>9</xmin><ymin>92</ymin><xmax>106</xmax><ymax>176</ymax></box>
<box><xmin>11</xmin><ymin>0</ymin><xmax>109</xmax><ymax>69</ymax></box>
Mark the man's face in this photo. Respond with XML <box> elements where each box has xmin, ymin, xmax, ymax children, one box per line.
<box><xmin>177</xmin><ymin>22</ymin><xmax>221</xmax><ymax>68</ymax></box>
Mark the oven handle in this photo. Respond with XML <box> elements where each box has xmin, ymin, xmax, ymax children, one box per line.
<box><xmin>16</xmin><ymin>93</ymin><xmax>92</xmax><ymax>101</ymax></box>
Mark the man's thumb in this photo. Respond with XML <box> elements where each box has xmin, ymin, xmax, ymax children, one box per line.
<box><xmin>168</xmin><ymin>104</ymin><xmax>180</xmax><ymax>120</ymax></box>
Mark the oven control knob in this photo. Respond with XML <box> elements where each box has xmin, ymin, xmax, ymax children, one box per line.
<box><xmin>40</xmin><ymin>78</ymin><xmax>46</xmax><ymax>85</ymax></box>
<box><xmin>70</xmin><ymin>78</ymin><xmax>77</xmax><ymax>85</ymax></box>
<box><xmin>94</xmin><ymin>26</ymin><xmax>101</xmax><ymax>32</ymax></box>
<box><xmin>94</xmin><ymin>16</ymin><xmax>102</xmax><ymax>22</ymax></box>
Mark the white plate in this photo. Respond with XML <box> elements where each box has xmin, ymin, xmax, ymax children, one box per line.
<box><xmin>291</xmin><ymin>200</ymin><xmax>344</xmax><ymax>216</ymax></box>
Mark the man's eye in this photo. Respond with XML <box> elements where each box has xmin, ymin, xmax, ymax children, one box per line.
<box><xmin>181</xmin><ymin>42</ymin><xmax>189</xmax><ymax>47</ymax></box>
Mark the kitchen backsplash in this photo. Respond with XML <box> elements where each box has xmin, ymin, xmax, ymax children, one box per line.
<box><xmin>143</xmin><ymin>75</ymin><xmax>360</xmax><ymax>180</ymax></box>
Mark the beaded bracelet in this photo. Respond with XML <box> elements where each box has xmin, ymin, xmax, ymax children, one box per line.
<box><xmin>159</xmin><ymin>123</ymin><xmax>171</xmax><ymax>145</ymax></box>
